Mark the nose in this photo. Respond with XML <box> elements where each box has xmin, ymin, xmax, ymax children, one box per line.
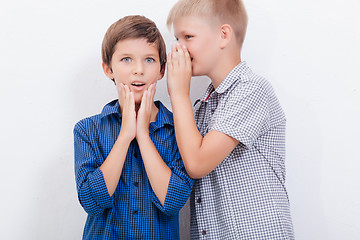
<box><xmin>133</xmin><ymin>61</ymin><xmax>144</xmax><ymax>75</ymax></box>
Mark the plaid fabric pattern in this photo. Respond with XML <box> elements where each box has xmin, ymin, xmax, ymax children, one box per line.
<box><xmin>74</xmin><ymin>100</ymin><xmax>193</xmax><ymax>240</ymax></box>
<box><xmin>190</xmin><ymin>62</ymin><xmax>294</xmax><ymax>239</ymax></box>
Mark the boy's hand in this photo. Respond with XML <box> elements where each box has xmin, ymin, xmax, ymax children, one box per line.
<box><xmin>136</xmin><ymin>83</ymin><xmax>156</xmax><ymax>138</ymax></box>
<box><xmin>167</xmin><ymin>43</ymin><xmax>192</xmax><ymax>97</ymax></box>
<box><xmin>117</xmin><ymin>83</ymin><xmax>137</xmax><ymax>142</ymax></box>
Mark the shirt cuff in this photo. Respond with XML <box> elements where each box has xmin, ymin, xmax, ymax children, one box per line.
<box><xmin>153</xmin><ymin>173</ymin><xmax>191</xmax><ymax>216</ymax></box>
<box><xmin>211</xmin><ymin>124</ymin><xmax>253</xmax><ymax>149</ymax></box>
<box><xmin>88</xmin><ymin>168</ymin><xmax>114</xmax><ymax>210</ymax></box>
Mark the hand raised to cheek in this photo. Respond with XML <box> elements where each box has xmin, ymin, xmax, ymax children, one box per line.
<box><xmin>136</xmin><ymin>83</ymin><xmax>156</xmax><ymax>138</ymax></box>
<box><xmin>117</xmin><ymin>83</ymin><xmax>137</xmax><ymax>141</ymax></box>
<box><xmin>167</xmin><ymin>44</ymin><xmax>192</xmax><ymax>97</ymax></box>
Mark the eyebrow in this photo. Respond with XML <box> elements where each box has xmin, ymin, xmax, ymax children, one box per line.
<box><xmin>116</xmin><ymin>53</ymin><xmax>159</xmax><ymax>60</ymax></box>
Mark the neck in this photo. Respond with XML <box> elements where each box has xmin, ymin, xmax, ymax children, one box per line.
<box><xmin>135</xmin><ymin>103</ymin><xmax>141</xmax><ymax>113</ymax></box>
<box><xmin>209</xmin><ymin>55</ymin><xmax>241</xmax><ymax>89</ymax></box>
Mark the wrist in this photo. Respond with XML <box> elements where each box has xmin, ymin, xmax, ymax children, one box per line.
<box><xmin>170</xmin><ymin>91</ymin><xmax>189</xmax><ymax>100</ymax></box>
<box><xmin>136</xmin><ymin>131</ymin><xmax>151</xmax><ymax>143</ymax></box>
<box><xmin>170</xmin><ymin>92</ymin><xmax>190</xmax><ymax>107</ymax></box>
<box><xmin>118</xmin><ymin>130</ymin><xmax>134</xmax><ymax>144</ymax></box>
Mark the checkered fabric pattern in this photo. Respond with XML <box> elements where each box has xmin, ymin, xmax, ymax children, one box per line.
<box><xmin>74</xmin><ymin>100</ymin><xmax>193</xmax><ymax>239</ymax></box>
<box><xmin>190</xmin><ymin>62</ymin><xmax>294</xmax><ymax>239</ymax></box>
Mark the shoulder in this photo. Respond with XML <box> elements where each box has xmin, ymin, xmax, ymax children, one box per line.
<box><xmin>225</xmin><ymin>71</ymin><xmax>275</xmax><ymax>104</ymax></box>
<box><xmin>74</xmin><ymin>100</ymin><xmax>118</xmax><ymax>133</ymax></box>
<box><xmin>74</xmin><ymin>114</ymin><xmax>101</xmax><ymax>136</ymax></box>
<box><xmin>155</xmin><ymin>101</ymin><xmax>174</xmax><ymax>126</ymax></box>
<box><xmin>156</xmin><ymin>101</ymin><xmax>173</xmax><ymax>116</ymax></box>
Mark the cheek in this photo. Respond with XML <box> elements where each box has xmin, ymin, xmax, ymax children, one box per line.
<box><xmin>149</xmin><ymin>68</ymin><xmax>162</xmax><ymax>81</ymax></box>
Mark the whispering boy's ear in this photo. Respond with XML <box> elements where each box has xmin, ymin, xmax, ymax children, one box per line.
<box><xmin>219</xmin><ymin>24</ymin><xmax>233</xmax><ymax>49</ymax></box>
<box><xmin>102</xmin><ymin>62</ymin><xmax>114</xmax><ymax>80</ymax></box>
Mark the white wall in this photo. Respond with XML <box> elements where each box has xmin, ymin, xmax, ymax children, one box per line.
<box><xmin>0</xmin><ymin>0</ymin><xmax>359</xmax><ymax>239</ymax></box>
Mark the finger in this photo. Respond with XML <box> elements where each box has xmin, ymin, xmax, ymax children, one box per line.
<box><xmin>117</xmin><ymin>83</ymin><xmax>125</xmax><ymax>110</ymax></box>
<box><xmin>150</xmin><ymin>83</ymin><xmax>156</xmax><ymax>102</ymax></box>
<box><xmin>147</xmin><ymin>84</ymin><xmax>155</xmax><ymax>110</ymax></box>
<box><xmin>167</xmin><ymin>52</ymin><xmax>172</xmax><ymax>70</ymax></box>
<box><xmin>182</xmin><ymin>45</ymin><xmax>191</xmax><ymax>68</ymax></box>
<box><xmin>139</xmin><ymin>90</ymin><xmax>148</xmax><ymax>116</ymax></box>
<box><xmin>172</xmin><ymin>43</ymin><xmax>177</xmax><ymax>53</ymax></box>
<box><xmin>124</xmin><ymin>84</ymin><xmax>130</xmax><ymax>97</ymax></box>
<box><xmin>117</xmin><ymin>83</ymin><xmax>124</xmax><ymax>96</ymax></box>
<box><xmin>129</xmin><ymin>91</ymin><xmax>135</xmax><ymax>111</ymax></box>
<box><xmin>176</xmin><ymin>44</ymin><xmax>186</xmax><ymax>66</ymax></box>
<box><xmin>124</xmin><ymin>84</ymin><xmax>133</xmax><ymax>108</ymax></box>
<box><xmin>171</xmin><ymin>44</ymin><xmax>179</xmax><ymax>66</ymax></box>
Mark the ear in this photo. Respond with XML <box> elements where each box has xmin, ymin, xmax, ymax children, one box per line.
<box><xmin>219</xmin><ymin>24</ymin><xmax>233</xmax><ymax>49</ymax></box>
<box><xmin>102</xmin><ymin>62</ymin><xmax>114</xmax><ymax>80</ymax></box>
<box><xmin>159</xmin><ymin>66</ymin><xmax>166</xmax><ymax>80</ymax></box>
<box><xmin>157</xmin><ymin>67</ymin><xmax>165</xmax><ymax>80</ymax></box>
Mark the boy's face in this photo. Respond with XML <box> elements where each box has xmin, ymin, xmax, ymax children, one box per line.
<box><xmin>103</xmin><ymin>38</ymin><xmax>163</xmax><ymax>105</ymax></box>
<box><xmin>173</xmin><ymin>16</ymin><xmax>221</xmax><ymax>77</ymax></box>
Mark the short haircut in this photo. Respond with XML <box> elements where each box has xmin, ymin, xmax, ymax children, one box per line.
<box><xmin>167</xmin><ymin>0</ymin><xmax>248</xmax><ymax>47</ymax></box>
<box><xmin>102</xmin><ymin>15</ymin><xmax>166</xmax><ymax>80</ymax></box>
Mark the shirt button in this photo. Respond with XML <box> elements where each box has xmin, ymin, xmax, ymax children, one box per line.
<box><xmin>133</xmin><ymin>210</ymin><xmax>138</xmax><ymax>215</ymax></box>
<box><xmin>202</xmin><ymin>230</ymin><xmax>206</xmax><ymax>235</ymax></box>
<box><xmin>196</xmin><ymin>197</ymin><xmax>202</xmax><ymax>203</ymax></box>
<box><xmin>134</xmin><ymin>182</ymin><xmax>139</xmax><ymax>187</ymax></box>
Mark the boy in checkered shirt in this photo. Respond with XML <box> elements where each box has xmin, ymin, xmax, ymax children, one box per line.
<box><xmin>166</xmin><ymin>0</ymin><xmax>294</xmax><ymax>239</ymax></box>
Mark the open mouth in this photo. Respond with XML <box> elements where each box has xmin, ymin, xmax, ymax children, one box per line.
<box><xmin>131</xmin><ymin>82</ymin><xmax>145</xmax><ymax>87</ymax></box>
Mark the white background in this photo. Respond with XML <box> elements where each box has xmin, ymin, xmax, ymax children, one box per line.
<box><xmin>0</xmin><ymin>0</ymin><xmax>359</xmax><ymax>239</ymax></box>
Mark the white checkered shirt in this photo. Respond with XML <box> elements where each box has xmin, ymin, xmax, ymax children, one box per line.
<box><xmin>190</xmin><ymin>62</ymin><xmax>294</xmax><ymax>239</ymax></box>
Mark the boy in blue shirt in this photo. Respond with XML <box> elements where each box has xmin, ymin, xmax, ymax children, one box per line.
<box><xmin>166</xmin><ymin>0</ymin><xmax>294</xmax><ymax>239</ymax></box>
<box><xmin>74</xmin><ymin>15</ymin><xmax>193</xmax><ymax>239</ymax></box>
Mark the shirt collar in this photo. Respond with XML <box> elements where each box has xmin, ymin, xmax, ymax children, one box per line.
<box><xmin>151</xmin><ymin>101</ymin><xmax>174</xmax><ymax>129</ymax></box>
<box><xmin>100</xmin><ymin>99</ymin><xmax>174</xmax><ymax>128</ymax></box>
<box><xmin>200</xmin><ymin>61</ymin><xmax>251</xmax><ymax>102</ymax></box>
<box><xmin>216</xmin><ymin>61</ymin><xmax>250</xmax><ymax>94</ymax></box>
<box><xmin>100</xmin><ymin>99</ymin><xmax>120</xmax><ymax>119</ymax></box>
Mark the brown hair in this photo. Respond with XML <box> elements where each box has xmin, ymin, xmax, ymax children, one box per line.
<box><xmin>167</xmin><ymin>0</ymin><xmax>248</xmax><ymax>47</ymax></box>
<box><xmin>102</xmin><ymin>15</ymin><xmax>166</xmax><ymax>81</ymax></box>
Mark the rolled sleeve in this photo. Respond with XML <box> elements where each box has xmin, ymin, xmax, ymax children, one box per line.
<box><xmin>152</xmin><ymin>138</ymin><xmax>193</xmax><ymax>215</ymax></box>
<box><xmin>74</xmin><ymin>121</ymin><xmax>114</xmax><ymax>216</ymax></box>
<box><xmin>153</xmin><ymin>171</ymin><xmax>193</xmax><ymax>216</ymax></box>
<box><xmin>78</xmin><ymin>168</ymin><xmax>114</xmax><ymax>216</ymax></box>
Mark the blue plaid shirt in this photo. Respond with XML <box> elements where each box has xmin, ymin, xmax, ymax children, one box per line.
<box><xmin>74</xmin><ymin>100</ymin><xmax>193</xmax><ymax>240</ymax></box>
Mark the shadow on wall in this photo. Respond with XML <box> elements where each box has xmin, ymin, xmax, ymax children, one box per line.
<box><xmin>282</xmin><ymin>89</ymin><xmax>329</xmax><ymax>240</ymax></box>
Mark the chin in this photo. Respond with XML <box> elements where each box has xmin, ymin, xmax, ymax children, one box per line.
<box><xmin>191</xmin><ymin>65</ymin><xmax>204</xmax><ymax>77</ymax></box>
<box><xmin>192</xmin><ymin>69</ymin><xmax>204</xmax><ymax>77</ymax></box>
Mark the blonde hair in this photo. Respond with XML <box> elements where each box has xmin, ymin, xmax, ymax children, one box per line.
<box><xmin>167</xmin><ymin>0</ymin><xmax>248</xmax><ymax>47</ymax></box>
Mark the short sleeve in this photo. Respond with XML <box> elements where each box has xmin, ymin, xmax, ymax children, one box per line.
<box><xmin>211</xmin><ymin>83</ymin><xmax>270</xmax><ymax>149</ymax></box>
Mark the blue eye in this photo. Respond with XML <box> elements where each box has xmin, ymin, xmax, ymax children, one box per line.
<box><xmin>145</xmin><ymin>58</ymin><xmax>155</xmax><ymax>63</ymax></box>
<box><xmin>121</xmin><ymin>57</ymin><xmax>131</xmax><ymax>62</ymax></box>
